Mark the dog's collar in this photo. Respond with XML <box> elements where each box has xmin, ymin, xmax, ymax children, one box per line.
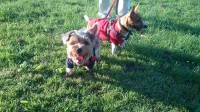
<box><xmin>109</xmin><ymin>28</ymin><xmax>130</xmax><ymax>40</ymax></box>
<box><xmin>119</xmin><ymin>19</ymin><xmax>132</xmax><ymax>33</ymax></box>
<box><xmin>107</xmin><ymin>19</ymin><xmax>132</xmax><ymax>41</ymax></box>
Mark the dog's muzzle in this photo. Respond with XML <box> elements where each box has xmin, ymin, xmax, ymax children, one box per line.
<box><xmin>143</xmin><ymin>21</ymin><xmax>148</xmax><ymax>28</ymax></box>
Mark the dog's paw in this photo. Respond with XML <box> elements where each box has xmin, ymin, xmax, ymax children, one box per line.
<box><xmin>66</xmin><ymin>68</ymin><xmax>74</xmax><ymax>76</ymax></box>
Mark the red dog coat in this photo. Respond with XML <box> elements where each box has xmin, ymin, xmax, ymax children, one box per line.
<box><xmin>88</xmin><ymin>18</ymin><xmax>124</xmax><ymax>46</ymax></box>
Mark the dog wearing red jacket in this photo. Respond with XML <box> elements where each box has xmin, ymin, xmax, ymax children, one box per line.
<box><xmin>84</xmin><ymin>4</ymin><xmax>147</xmax><ymax>54</ymax></box>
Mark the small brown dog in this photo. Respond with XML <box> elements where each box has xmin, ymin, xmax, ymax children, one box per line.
<box><xmin>62</xmin><ymin>23</ymin><xmax>100</xmax><ymax>75</ymax></box>
<box><xmin>84</xmin><ymin>4</ymin><xmax>147</xmax><ymax>54</ymax></box>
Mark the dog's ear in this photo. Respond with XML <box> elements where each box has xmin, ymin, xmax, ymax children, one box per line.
<box><xmin>130</xmin><ymin>4</ymin><xmax>139</xmax><ymax>16</ymax></box>
<box><xmin>61</xmin><ymin>31</ymin><xmax>74</xmax><ymax>45</ymax></box>
<box><xmin>86</xmin><ymin>22</ymin><xmax>98</xmax><ymax>36</ymax></box>
<box><xmin>134</xmin><ymin>4</ymin><xmax>139</xmax><ymax>13</ymax></box>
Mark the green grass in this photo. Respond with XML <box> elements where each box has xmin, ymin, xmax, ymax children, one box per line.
<box><xmin>0</xmin><ymin>0</ymin><xmax>200</xmax><ymax>111</ymax></box>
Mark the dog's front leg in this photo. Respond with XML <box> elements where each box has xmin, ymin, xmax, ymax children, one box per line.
<box><xmin>111</xmin><ymin>43</ymin><xmax>117</xmax><ymax>55</ymax></box>
<box><xmin>66</xmin><ymin>67</ymin><xmax>74</xmax><ymax>76</ymax></box>
<box><xmin>95</xmin><ymin>47</ymin><xmax>100</xmax><ymax>62</ymax></box>
<box><xmin>121</xmin><ymin>40</ymin><xmax>126</xmax><ymax>48</ymax></box>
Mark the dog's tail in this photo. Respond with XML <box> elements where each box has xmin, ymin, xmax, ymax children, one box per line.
<box><xmin>84</xmin><ymin>15</ymin><xmax>90</xmax><ymax>22</ymax></box>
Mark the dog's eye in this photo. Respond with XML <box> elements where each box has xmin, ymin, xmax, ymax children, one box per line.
<box><xmin>136</xmin><ymin>18</ymin><xmax>141</xmax><ymax>22</ymax></box>
<box><xmin>84</xmin><ymin>41</ymin><xmax>89</xmax><ymax>45</ymax></box>
<box><xmin>70</xmin><ymin>41</ymin><xmax>76</xmax><ymax>45</ymax></box>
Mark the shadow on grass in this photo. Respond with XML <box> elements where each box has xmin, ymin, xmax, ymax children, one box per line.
<box><xmin>87</xmin><ymin>44</ymin><xmax>200</xmax><ymax>111</ymax></box>
<box><xmin>148</xmin><ymin>17</ymin><xmax>200</xmax><ymax>36</ymax></box>
<box><xmin>65</xmin><ymin>1</ymin><xmax>84</xmax><ymax>6</ymax></box>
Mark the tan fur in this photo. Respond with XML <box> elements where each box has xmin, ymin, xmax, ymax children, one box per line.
<box><xmin>118</xmin><ymin>5</ymin><xmax>144</xmax><ymax>33</ymax></box>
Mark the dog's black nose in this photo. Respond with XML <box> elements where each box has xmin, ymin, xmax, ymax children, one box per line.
<box><xmin>143</xmin><ymin>24</ymin><xmax>148</xmax><ymax>28</ymax></box>
<box><xmin>142</xmin><ymin>21</ymin><xmax>148</xmax><ymax>28</ymax></box>
<box><xmin>76</xmin><ymin>48</ymin><xmax>82</xmax><ymax>54</ymax></box>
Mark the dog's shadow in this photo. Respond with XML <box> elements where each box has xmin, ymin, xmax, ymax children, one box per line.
<box><xmin>84</xmin><ymin>44</ymin><xmax>200</xmax><ymax>111</ymax></box>
<box><xmin>146</xmin><ymin>16</ymin><xmax>200</xmax><ymax>36</ymax></box>
<box><xmin>64</xmin><ymin>1</ymin><xmax>84</xmax><ymax>6</ymax></box>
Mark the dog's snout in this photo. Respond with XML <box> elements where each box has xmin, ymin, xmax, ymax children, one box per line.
<box><xmin>143</xmin><ymin>24</ymin><xmax>148</xmax><ymax>28</ymax></box>
<box><xmin>143</xmin><ymin>21</ymin><xmax>148</xmax><ymax>28</ymax></box>
<box><xmin>76</xmin><ymin>48</ymin><xmax>82</xmax><ymax>54</ymax></box>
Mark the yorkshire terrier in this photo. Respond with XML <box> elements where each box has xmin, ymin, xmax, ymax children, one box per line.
<box><xmin>62</xmin><ymin>23</ymin><xmax>100</xmax><ymax>76</ymax></box>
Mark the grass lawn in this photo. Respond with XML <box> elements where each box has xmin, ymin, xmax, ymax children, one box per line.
<box><xmin>0</xmin><ymin>0</ymin><xmax>200</xmax><ymax>111</ymax></box>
